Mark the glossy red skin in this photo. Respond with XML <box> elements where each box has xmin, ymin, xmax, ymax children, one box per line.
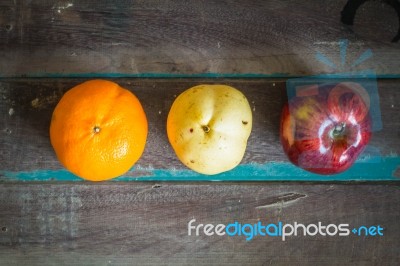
<box><xmin>280</xmin><ymin>86</ymin><xmax>372</xmax><ymax>175</ymax></box>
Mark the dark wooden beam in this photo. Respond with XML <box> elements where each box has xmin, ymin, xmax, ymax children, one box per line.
<box><xmin>0</xmin><ymin>183</ymin><xmax>399</xmax><ymax>265</ymax></box>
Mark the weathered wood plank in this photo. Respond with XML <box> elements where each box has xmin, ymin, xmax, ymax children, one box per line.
<box><xmin>0</xmin><ymin>78</ymin><xmax>399</xmax><ymax>181</ymax></box>
<box><xmin>0</xmin><ymin>0</ymin><xmax>399</xmax><ymax>77</ymax></box>
<box><xmin>0</xmin><ymin>183</ymin><xmax>399</xmax><ymax>265</ymax></box>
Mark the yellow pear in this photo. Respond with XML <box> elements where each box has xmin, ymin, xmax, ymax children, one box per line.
<box><xmin>167</xmin><ymin>84</ymin><xmax>252</xmax><ymax>175</ymax></box>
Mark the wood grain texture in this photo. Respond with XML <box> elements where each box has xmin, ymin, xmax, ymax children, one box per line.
<box><xmin>0</xmin><ymin>0</ymin><xmax>399</xmax><ymax>77</ymax></box>
<box><xmin>0</xmin><ymin>1</ymin><xmax>399</xmax><ymax>263</ymax></box>
<box><xmin>0</xmin><ymin>183</ymin><xmax>399</xmax><ymax>265</ymax></box>
<box><xmin>0</xmin><ymin>78</ymin><xmax>399</xmax><ymax>180</ymax></box>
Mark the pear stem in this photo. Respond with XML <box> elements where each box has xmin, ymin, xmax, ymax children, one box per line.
<box><xmin>202</xmin><ymin>125</ymin><xmax>210</xmax><ymax>133</ymax></box>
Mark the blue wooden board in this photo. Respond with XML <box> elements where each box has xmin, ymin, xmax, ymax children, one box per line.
<box><xmin>1</xmin><ymin>155</ymin><xmax>399</xmax><ymax>182</ymax></box>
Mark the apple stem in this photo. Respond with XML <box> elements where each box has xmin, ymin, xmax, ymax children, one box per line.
<box><xmin>332</xmin><ymin>122</ymin><xmax>346</xmax><ymax>136</ymax></box>
<box><xmin>202</xmin><ymin>125</ymin><xmax>210</xmax><ymax>133</ymax></box>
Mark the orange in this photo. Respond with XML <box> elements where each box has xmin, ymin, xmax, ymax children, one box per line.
<box><xmin>50</xmin><ymin>79</ymin><xmax>148</xmax><ymax>181</ymax></box>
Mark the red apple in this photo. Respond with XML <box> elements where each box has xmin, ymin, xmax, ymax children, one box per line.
<box><xmin>280</xmin><ymin>82</ymin><xmax>372</xmax><ymax>175</ymax></box>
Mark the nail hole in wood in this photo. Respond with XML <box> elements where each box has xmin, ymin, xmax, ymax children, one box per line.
<box><xmin>1</xmin><ymin>227</ymin><xmax>7</xmax><ymax>232</ymax></box>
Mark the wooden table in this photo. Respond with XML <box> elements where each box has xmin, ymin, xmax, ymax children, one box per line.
<box><xmin>1</xmin><ymin>1</ymin><xmax>399</xmax><ymax>265</ymax></box>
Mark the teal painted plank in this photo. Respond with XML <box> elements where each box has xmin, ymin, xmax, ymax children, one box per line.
<box><xmin>1</xmin><ymin>156</ymin><xmax>398</xmax><ymax>182</ymax></box>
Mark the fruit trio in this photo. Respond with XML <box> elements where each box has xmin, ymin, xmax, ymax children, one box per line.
<box><xmin>50</xmin><ymin>80</ymin><xmax>372</xmax><ymax>181</ymax></box>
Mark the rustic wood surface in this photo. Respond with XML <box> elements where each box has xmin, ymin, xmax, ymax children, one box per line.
<box><xmin>0</xmin><ymin>183</ymin><xmax>399</xmax><ymax>265</ymax></box>
<box><xmin>1</xmin><ymin>0</ymin><xmax>400</xmax><ymax>264</ymax></box>
<box><xmin>0</xmin><ymin>0</ymin><xmax>399</xmax><ymax>77</ymax></box>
